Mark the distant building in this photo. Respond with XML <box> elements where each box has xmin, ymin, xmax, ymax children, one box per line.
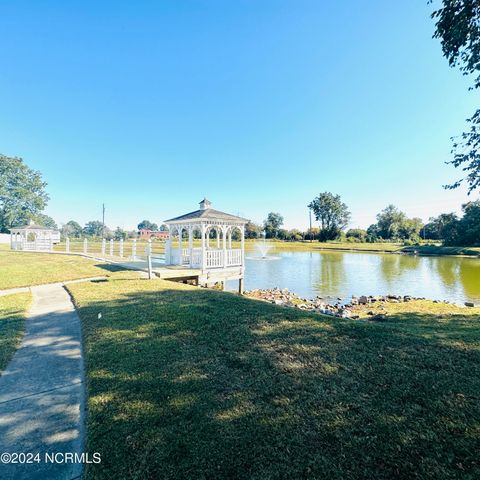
<box><xmin>138</xmin><ymin>228</ymin><xmax>169</xmax><ymax>240</ymax></box>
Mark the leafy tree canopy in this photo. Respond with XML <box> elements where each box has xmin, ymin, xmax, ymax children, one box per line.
<box><xmin>0</xmin><ymin>154</ymin><xmax>49</xmax><ymax>232</ymax></box>
<box><xmin>245</xmin><ymin>221</ymin><xmax>262</xmax><ymax>239</ymax></box>
<box><xmin>308</xmin><ymin>192</ymin><xmax>350</xmax><ymax>241</ymax></box>
<box><xmin>34</xmin><ymin>213</ymin><xmax>57</xmax><ymax>230</ymax></box>
<box><xmin>432</xmin><ymin>0</ymin><xmax>480</xmax><ymax>192</ymax></box>
<box><xmin>138</xmin><ymin>220</ymin><xmax>158</xmax><ymax>231</ymax></box>
<box><xmin>263</xmin><ymin>213</ymin><xmax>284</xmax><ymax>238</ymax></box>
<box><xmin>83</xmin><ymin>220</ymin><xmax>105</xmax><ymax>237</ymax></box>
<box><xmin>114</xmin><ymin>227</ymin><xmax>128</xmax><ymax>240</ymax></box>
<box><xmin>61</xmin><ymin>220</ymin><xmax>83</xmax><ymax>238</ymax></box>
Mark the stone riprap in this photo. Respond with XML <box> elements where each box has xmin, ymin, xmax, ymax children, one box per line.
<box><xmin>244</xmin><ymin>288</ymin><xmax>456</xmax><ymax>320</ymax></box>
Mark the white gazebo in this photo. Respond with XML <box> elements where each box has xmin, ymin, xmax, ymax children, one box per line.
<box><xmin>10</xmin><ymin>220</ymin><xmax>60</xmax><ymax>251</ymax></box>
<box><xmin>164</xmin><ymin>198</ymin><xmax>248</xmax><ymax>291</ymax></box>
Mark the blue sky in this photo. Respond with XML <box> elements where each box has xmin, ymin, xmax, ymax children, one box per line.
<box><xmin>1</xmin><ymin>0</ymin><xmax>477</xmax><ymax>230</ymax></box>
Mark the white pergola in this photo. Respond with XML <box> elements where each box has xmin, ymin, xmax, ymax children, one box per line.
<box><xmin>164</xmin><ymin>198</ymin><xmax>248</xmax><ymax>273</ymax></box>
<box><xmin>10</xmin><ymin>221</ymin><xmax>60</xmax><ymax>251</ymax></box>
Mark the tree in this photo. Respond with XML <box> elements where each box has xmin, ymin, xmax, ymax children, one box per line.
<box><xmin>137</xmin><ymin>220</ymin><xmax>158</xmax><ymax>231</ymax></box>
<box><xmin>366</xmin><ymin>224</ymin><xmax>380</xmax><ymax>242</ymax></box>
<box><xmin>114</xmin><ymin>227</ymin><xmax>127</xmax><ymax>240</ymax></box>
<box><xmin>424</xmin><ymin>213</ymin><xmax>459</xmax><ymax>240</ymax></box>
<box><xmin>375</xmin><ymin>205</ymin><xmax>407</xmax><ymax>240</ymax></box>
<box><xmin>245</xmin><ymin>221</ymin><xmax>262</xmax><ymax>239</ymax></box>
<box><xmin>459</xmin><ymin>199</ymin><xmax>480</xmax><ymax>245</ymax></box>
<box><xmin>432</xmin><ymin>1</ymin><xmax>480</xmax><ymax>193</ymax></box>
<box><xmin>0</xmin><ymin>154</ymin><xmax>49</xmax><ymax>232</ymax></box>
<box><xmin>61</xmin><ymin>220</ymin><xmax>83</xmax><ymax>238</ymax></box>
<box><xmin>83</xmin><ymin>220</ymin><xmax>105</xmax><ymax>237</ymax></box>
<box><xmin>263</xmin><ymin>213</ymin><xmax>284</xmax><ymax>239</ymax></box>
<box><xmin>308</xmin><ymin>192</ymin><xmax>351</xmax><ymax>242</ymax></box>
<box><xmin>34</xmin><ymin>213</ymin><xmax>57</xmax><ymax>230</ymax></box>
<box><xmin>346</xmin><ymin>228</ymin><xmax>367</xmax><ymax>242</ymax></box>
<box><xmin>398</xmin><ymin>217</ymin><xmax>424</xmax><ymax>241</ymax></box>
<box><xmin>287</xmin><ymin>229</ymin><xmax>303</xmax><ymax>241</ymax></box>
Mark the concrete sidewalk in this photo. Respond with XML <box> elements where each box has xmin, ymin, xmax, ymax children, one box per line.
<box><xmin>0</xmin><ymin>284</ymin><xmax>85</xmax><ymax>480</ymax></box>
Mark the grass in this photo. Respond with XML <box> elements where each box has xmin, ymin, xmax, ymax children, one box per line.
<box><xmin>0</xmin><ymin>292</ymin><xmax>31</xmax><ymax>372</ymax></box>
<box><xmin>67</xmin><ymin>274</ymin><xmax>480</xmax><ymax>480</ymax></box>
<box><xmin>259</xmin><ymin>240</ymin><xmax>403</xmax><ymax>253</ymax></box>
<box><xmin>0</xmin><ymin>251</ymin><xmax>116</xmax><ymax>289</ymax></box>
<box><xmin>401</xmin><ymin>245</ymin><xmax>480</xmax><ymax>257</ymax></box>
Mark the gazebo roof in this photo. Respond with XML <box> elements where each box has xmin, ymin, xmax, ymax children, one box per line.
<box><xmin>9</xmin><ymin>221</ymin><xmax>57</xmax><ymax>231</ymax></box>
<box><xmin>165</xmin><ymin>198</ymin><xmax>249</xmax><ymax>224</ymax></box>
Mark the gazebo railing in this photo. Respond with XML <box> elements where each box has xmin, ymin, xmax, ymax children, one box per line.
<box><xmin>226</xmin><ymin>249</ymin><xmax>242</xmax><ymax>266</ymax></box>
<box><xmin>169</xmin><ymin>247</ymin><xmax>242</xmax><ymax>269</ymax></box>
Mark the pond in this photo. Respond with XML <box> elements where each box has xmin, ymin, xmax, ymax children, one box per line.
<box><xmin>229</xmin><ymin>250</ymin><xmax>480</xmax><ymax>305</ymax></box>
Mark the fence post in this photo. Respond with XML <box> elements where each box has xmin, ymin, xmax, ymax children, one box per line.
<box><xmin>102</xmin><ymin>238</ymin><xmax>106</xmax><ymax>257</ymax></box>
<box><xmin>147</xmin><ymin>253</ymin><xmax>153</xmax><ymax>279</ymax></box>
<box><xmin>109</xmin><ymin>239</ymin><xmax>114</xmax><ymax>256</ymax></box>
<box><xmin>146</xmin><ymin>239</ymin><xmax>152</xmax><ymax>257</ymax></box>
<box><xmin>66</xmin><ymin>237</ymin><xmax>70</xmax><ymax>253</ymax></box>
<box><xmin>83</xmin><ymin>238</ymin><xmax>88</xmax><ymax>255</ymax></box>
<box><xmin>119</xmin><ymin>239</ymin><xmax>124</xmax><ymax>257</ymax></box>
<box><xmin>132</xmin><ymin>239</ymin><xmax>137</xmax><ymax>260</ymax></box>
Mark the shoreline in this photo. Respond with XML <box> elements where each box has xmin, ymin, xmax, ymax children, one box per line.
<box><xmin>244</xmin><ymin>241</ymin><xmax>480</xmax><ymax>258</ymax></box>
<box><xmin>244</xmin><ymin>288</ymin><xmax>479</xmax><ymax>319</ymax></box>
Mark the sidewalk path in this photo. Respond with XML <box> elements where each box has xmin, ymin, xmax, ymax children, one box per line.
<box><xmin>0</xmin><ymin>284</ymin><xmax>85</xmax><ymax>480</ymax></box>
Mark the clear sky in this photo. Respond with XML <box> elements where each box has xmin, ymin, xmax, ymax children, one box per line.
<box><xmin>1</xmin><ymin>0</ymin><xmax>478</xmax><ymax>231</ymax></box>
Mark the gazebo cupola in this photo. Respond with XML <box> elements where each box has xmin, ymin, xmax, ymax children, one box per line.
<box><xmin>164</xmin><ymin>199</ymin><xmax>248</xmax><ymax>287</ymax></box>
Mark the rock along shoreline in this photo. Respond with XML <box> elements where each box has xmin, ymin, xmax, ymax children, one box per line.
<box><xmin>244</xmin><ymin>288</ymin><xmax>472</xmax><ymax>320</ymax></box>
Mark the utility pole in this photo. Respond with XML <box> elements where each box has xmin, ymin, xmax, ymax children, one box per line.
<box><xmin>102</xmin><ymin>203</ymin><xmax>105</xmax><ymax>239</ymax></box>
<box><xmin>309</xmin><ymin>207</ymin><xmax>313</xmax><ymax>243</ymax></box>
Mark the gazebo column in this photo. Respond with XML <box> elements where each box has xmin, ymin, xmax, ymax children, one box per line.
<box><xmin>239</xmin><ymin>226</ymin><xmax>246</xmax><ymax>294</ymax></box>
<box><xmin>222</xmin><ymin>226</ymin><xmax>227</xmax><ymax>269</ymax></box>
<box><xmin>178</xmin><ymin>227</ymin><xmax>183</xmax><ymax>265</ymax></box>
<box><xmin>217</xmin><ymin>228</ymin><xmax>220</xmax><ymax>249</ymax></box>
<box><xmin>165</xmin><ymin>231</ymin><xmax>171</xmax><ymax>264</ymax></box>
<box><xmin>188</xmin><ymin>226</ymin><xmax>193</xmax><ymax>267</ymax></box>
<box><xmin>201</xmin><ymin>224</ymin><xmax>207</xmax><ymax>271</ymax></box>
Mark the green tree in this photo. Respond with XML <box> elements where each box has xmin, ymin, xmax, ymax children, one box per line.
<box><xmin>83</xmin><ymin>220</ymin><xmax>105</xmax><ymax>237</ymax></box>
<box><xmin>366</xmin><ymin>224</ymin><xmax>380</xmax><ymax>242</ymax></box>
<box><xmin>375</xmin><ymin>205</ymin><xmax>407</xmax><ymax>240</ymax></box>
<box><xmin>424</xmin><ymin>213</ymin><xmax>459</xmax><ymax>240</ymax></box>
<box><xmin>114</xmin><ymin>227</ymin><xmax>128</xmax><ymax>240</ymax></box>
<box><xmin>138</xmin><ymin>220</ymin><xmax>158</xmax><ymax>231</ymax></box>
<box><xmin>432</xmin><ymin>1</ymin><xmax>480</xmax><ymax>192</ymax></box>
<box><xmin>34</xmin><ymin>213</ymin><xmax>57</xmax><ymax>230</ymax></box>
<box><xmin>245</xmin><ymin>221</ymin><xmax>262</xmax><ymax>239</ymax></box>
<box><xmin>346</xmin><ymin>228</ymin><xmax>367</xmax><ymax>242</ymax></box>
<box><xmin>287</xmin><ymin>229</ymin><xmax>303</xmax><ymax>241</ymax></box>
<box><xmin>398</xmin><ymin>217</ymin><xmax>424</xmax><ymax>241</ymax></box>
<box><xmin>263</xmin><ymin>213</ymin><xmax>284</xmax><ymax>239</ymax></box>
<box><xmin>61</xmin><ymin>220</ymin><xmax>83</xmax><ymax>238</ymax></box>
<box><xmin>308</xmin><ymin>192</ymin><xmax>350</xmax><ymax>242</ymax></box>
<box><xmin>459</xmin><ymin>200</ymin><xmax>480</xmax><ymax>245</ymax></box>
<box><xmin>0</xmin><ymin>154</ymin><xmax>49</xmax><ymax>232</ymax></box>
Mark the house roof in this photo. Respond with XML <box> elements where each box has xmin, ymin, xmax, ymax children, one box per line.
<box><xmin>165</xmin><ymin>200</ymin><xmax>249</xmax><ymax>224</ymax></box>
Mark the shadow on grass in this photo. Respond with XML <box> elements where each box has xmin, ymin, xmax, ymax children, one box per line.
<box><xmin>73</xmin><ymin>284</ymin><xmax>480</xmax><ymax>480</ymax></box>
<box><xmin>93</xmin><ymin>263</ymin><xmax>133</xmax><ymax>273</ymax></box>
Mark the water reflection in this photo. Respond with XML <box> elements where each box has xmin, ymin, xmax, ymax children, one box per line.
<box><xmin>237</xmin><ymin>250</ymin><xmax>480</xmax><ymax>305</ymax></box>
<box><xmin>312</xmin><ymin>252</ymin><xmax>346</xmax><ymax>299</ymax></box>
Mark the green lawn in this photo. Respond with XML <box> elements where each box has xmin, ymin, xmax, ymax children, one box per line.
<box><xmin>401</xmin><ymin>245</ymin><xmax>480</xmax><ymax>257</ymax></box>
<box><xmin>0</xmin><ymin>292</ymin><xmax>31</xmax><ymax>372</ymax></box>
<box><xmin>68</xmin><ymin>274</ymin><xmax>480</xmax><ymax>480</ymax></box>
<box><xmin>265</xmin><ymin>240</ymin><xmax>403</xmax><ymax>253</ymax></box>
<box><xmin>0</xmin><ymin>251</ymin><xmax>115</xmax><ymax>289</ymax></box>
